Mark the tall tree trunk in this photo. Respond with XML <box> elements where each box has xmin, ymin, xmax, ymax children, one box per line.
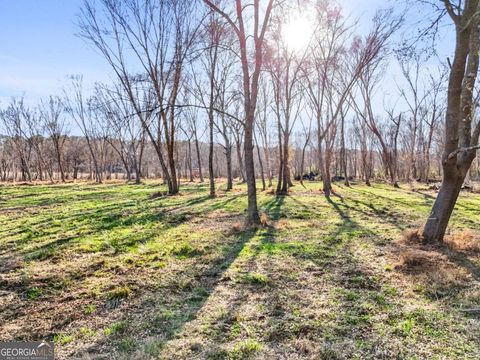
<box><xmin>323</xmin><ymin>150</ymin><xmax>332</xmax><ymax>197</ymax></box>
<box><xmin>187</xmin><ymin>139</ymin><xmax>194</xmax><ymax>182</ymax></box>
<box><xmin>235</xmin><ymin>139</ymin><xmax>245</xmax><ymax>182</ymax></box>
<box><xmin>208</xmin><ymin>140</ymin><xmax>215</xmax><ymax>196</ymax></box>
<box><xmin>254</xmin><ymin>131</ymin><xmax>266</xmax><ymax>191</ymax></box>
<box><xmin>422</xmin><ymin>166</ymin><xmax>467</xmax><ymax>242</ymax></box>
<box><xmin>341</xmin><ymin>112</ymin><xmax>349</xmax><ymax>187</ymax></box>
<box><xmin>194</xmin><ymin>133</ymin><xmax>204</xmax><ymax>182</ymax></box>
<box><xmin>263</xmin><ymin>143</ymin><xmax>272</xmax><ymax>187</ymax></box>
<box><xmin>208</xmin><ymin>112</ymin><xmax>215</xmax><ymax>197</ymax></box>
<box><xmin>280</xmin><ymin>132</ymin><xmax>289</xmax><ymax>194</ymax></box>
<box><xmin>423</xmin><ymin>1</ymin><xmax>479</xmax><ymax>242</ymax></box>
<box><xmin>276</xmin><ymin>120</ymin><xmax>284</xmax><ymax>194</ymax></box>
<box><xmin>225</xmin><ymin>144</ymin><xmax>233</xmax><ymax>190</ymax></box>
<box><xmin>55</xmin><ymin>141</ymin><xmax>65</xmax><ymax>182</ymax></box>
<box><xmin>299</xmin><ymin>140</ymin><xmax>308</xmax><ymax>187</ymax></box>
<box><xmin>244</xmin><ymin>110</ymin><xmax>260</xmax><ymax>225</ymax></box>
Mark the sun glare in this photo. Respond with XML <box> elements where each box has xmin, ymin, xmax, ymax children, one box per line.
<box><xmin>282</xmin><ymin>12</ymin><xmax>314</xmax><ymax>53</ymax></box>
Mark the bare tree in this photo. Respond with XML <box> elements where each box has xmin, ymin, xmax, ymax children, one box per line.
<box><xmin>204</xmin><ymin>0</ymin><xmax>274</xmax><ymax>225</ymax></box>
<box><xmin>95</xmin><ymin>82</ymin><xmax>146</xmax><ymax>184</ymax></box>
<box><xmin>79</xmin><ymin>0</ymin><xmax>201</xmax><ymax>194</ymax></box>
<box><xmin>421</xmin><ymin>68</ymin><xmax>447</xmax><ymax>182</ymax></box>
<box><xmin>423</xmin><ymin>0</ymin><xmax>480</xmax><ymax>243</ymax></box>
<box><xmin>183</xmin><ymin>100</ymin><xmax>205</xmax><ymax>182</ymax></box>
<box><xmin>0</xmin><ymin>99</ymin><xmax>33</xmax><ymax>181</ymax></box>
<box><xmin>40</xmin><ymin>96</ymin><xmax>69</xmax><ymax>182</ymax></box>
<box><xmin>64</xmin><ymin>76</ymin><xmax>104</xmax><ymax>183</ymax></box>
<box><xmin>353</xmin><ymin>116</ymin><xmax>374</xmax><ymax>186</ymax></box>
<box><xmin>304</xmin><ymin>6</ymin><xmax>401</xmax><ymax>196</ymax></box>
<box><xmin>298</xmin><ymin>113</ymin><xmax>313</xmax><ymax>186</ymax></box>
<box><xmin>265</xmin><ymin>10</ymin><xmax>307</xmax><ymax>195</ymax></box>
<box><xmin>397</xmin><ymin>55</ymin><xmax>429</xmax><ymax>181</ymax></box>
<box><xmin>257</xmin><ymin>78</ymin><xmax>273</xmax><ymax>187</ymax></box>
<box><xmin>190</xmin><ymin>11</ymin><xmax>231</xmax><ymax>196</ymax></box>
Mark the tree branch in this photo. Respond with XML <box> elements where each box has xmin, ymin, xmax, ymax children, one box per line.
<box><xmin>447</xmin><ymin>144</ymin><xmax>480</xmax><ymax>159</ymax></box>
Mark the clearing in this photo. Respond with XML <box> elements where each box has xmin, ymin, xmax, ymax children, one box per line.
<box><xmin>0</xmin><ymin>181</ymin><xmax>479</xmax><ymax>359</ymax></box>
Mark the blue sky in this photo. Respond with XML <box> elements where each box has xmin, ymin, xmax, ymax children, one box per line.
<box><xmin>0</xmin><ymin>0</ymin><xmax>111</xmax><ymax>104</ymax></box>
<box><xmin>0</xmin><ymin>0</ymin><xmax>455</xmax><ymax>107</ymax></box>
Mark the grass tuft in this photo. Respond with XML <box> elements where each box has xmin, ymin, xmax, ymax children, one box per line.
<box><xmin>107</xmin><ymin>285</ymin><xmax>131</xmax><ymax>300</ymax></box>
<box><xmin>239</xmin><ymin>272</ymin><xmax>270</xmax><ymax>286</ymax></box>
<box><xmin>230</xmin><ymin>339</ymin><xmax>262</xmax><ymax>359</ymax></box>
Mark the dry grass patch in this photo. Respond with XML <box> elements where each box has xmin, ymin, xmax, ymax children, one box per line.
<box><xmin>228</xmin><ymin>221</ymin><xmax>245</xmax><ymax>235</ymax></box>
<box><xmin>392</xmin><ymin>231</ymin><xmax>475</xmax><ymax>301</ymax></box>
<box><xmin>400</xmin><ymin>228</ymin><xmax>424</xmax><ymax>245</ymax></box>
<box><xmin>265</xmin><ymin>188</ymin><xmax>276</xmax><ymax>195</ymax></box>
<box><xmin>259</xmin><ymin>212</ymin><xmax>269</xmax><ymax>227</ymax></box>
<box><xmin>444</xmin><ymin>229</ymin><xmax>480</xmax><ymax>252</ymax></box>
<box><xmin>274</xmin><ymin>219</ymin><xmax>291</xmax><ymax>230</ymax></box>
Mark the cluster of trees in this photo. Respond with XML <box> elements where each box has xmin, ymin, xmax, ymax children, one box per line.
<box><xmin>1</xmin><ymin>0</ymin><xmax>480</xmax><ymax>242</ymax></box>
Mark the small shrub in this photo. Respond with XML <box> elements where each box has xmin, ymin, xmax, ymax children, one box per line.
<box><xmin>345</xmin><ymin>291</ymin><xmax>360</xmax><ymax>302</ymax></box>
<box><xmin>79</xmin><ymin>327</ymin><xmax>95</xmax><ymax>338</ymax></box>
<box><xmin>371</xmin><ymin>293</ymin><xmax>389</xmax><ymax>306</ymax></box>
<box><xmin>26</xmin><ymin>286</ymin><xmax>42</xmax><ymax>300</ymax></box>
<box><xmin>229</xmin><ymin>322</ymin><xmax>242</xmax><ymax>339</ymax></box>
<box><xmin>381</xmin><ymin>284</ymin><xmax>399</xmax><ymax>297</ymax></box>
<box><xmin>398</xmin><ymin>318</ymin><xmax>415</xmax><ymax>337</ymax></box>
<box><xmin>384</xmin><ymin>264</ymin><xmax>394</xmax><ymax>271</ymax></box>
<box><xmin>153</xmin><ymin>309</ymin><xmax>176</xmax><ymax>328</ymax></box>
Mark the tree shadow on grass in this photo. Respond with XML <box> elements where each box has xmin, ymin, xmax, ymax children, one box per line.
<box><xmin>70</xmin><ymin>227</ymin><xmax>259</xmax><ymax>359</ymax></box>
<box><xmin>157</xmin><ymin>194</ymin><xmax>415</xmax><ymax>359</ymax></box>
<box><xmin>0</xmin><ymin>191</ymin><xmax>227</xmax><ymax>261</ymax></box>
<box><xmin>437</xmin><ymin>246</ymin><xmax>480</xmax><ymax>282</ymax></box>
<box><xmin>0</xmin><ymin>190</ymin><xmax>248</xmax><ymax>344</ymax></box>
<box><xmin>348</xmin><ymin>186</ymin><xmax>433</xmax><ymax>209</ymax></box>
<box><xmin>263</xmin><ymin>195</ymin><xmax>285</xmax><ymax>220</ymax></box>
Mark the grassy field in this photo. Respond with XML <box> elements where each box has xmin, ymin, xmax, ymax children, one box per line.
<box><xmin>0</xmin><ymin>180</ymin><xmax>479</xmax><ymax>359</ymax></box>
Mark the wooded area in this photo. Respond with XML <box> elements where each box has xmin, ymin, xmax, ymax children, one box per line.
<box><xmin>1</xmin><ymin>0</ymin><xmax>480</xmax><ymax>359</ymax></box>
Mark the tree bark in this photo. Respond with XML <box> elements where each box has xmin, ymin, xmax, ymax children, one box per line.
<box><xmin>254</xmin><ymin>130</ymin><xmax>266</xmax><ymax>191</ymax></box>
<box><xmin>423</xmin><ymin>0</ymin><xmax>479</xmax><ymax>242</ymax></box>
<box><xmin>194</xmin><ymin>133</ymin><xmax>204</xmax><ymax>182</ymax></box>
<box><xmin>226</xmin><ymin>144</ymin><xmax>233</xmax><ymax>190</ymax></box>
<box><xmin>422</xmin><ymin>168</ymin><xmax>465</xmax><ymax>242</ymax></box>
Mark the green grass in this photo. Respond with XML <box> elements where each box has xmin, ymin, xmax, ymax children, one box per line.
<box><xmin>0</xmin><ymin>180</ymin><xmax>479</xmax><ymax>359</ymax></box>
